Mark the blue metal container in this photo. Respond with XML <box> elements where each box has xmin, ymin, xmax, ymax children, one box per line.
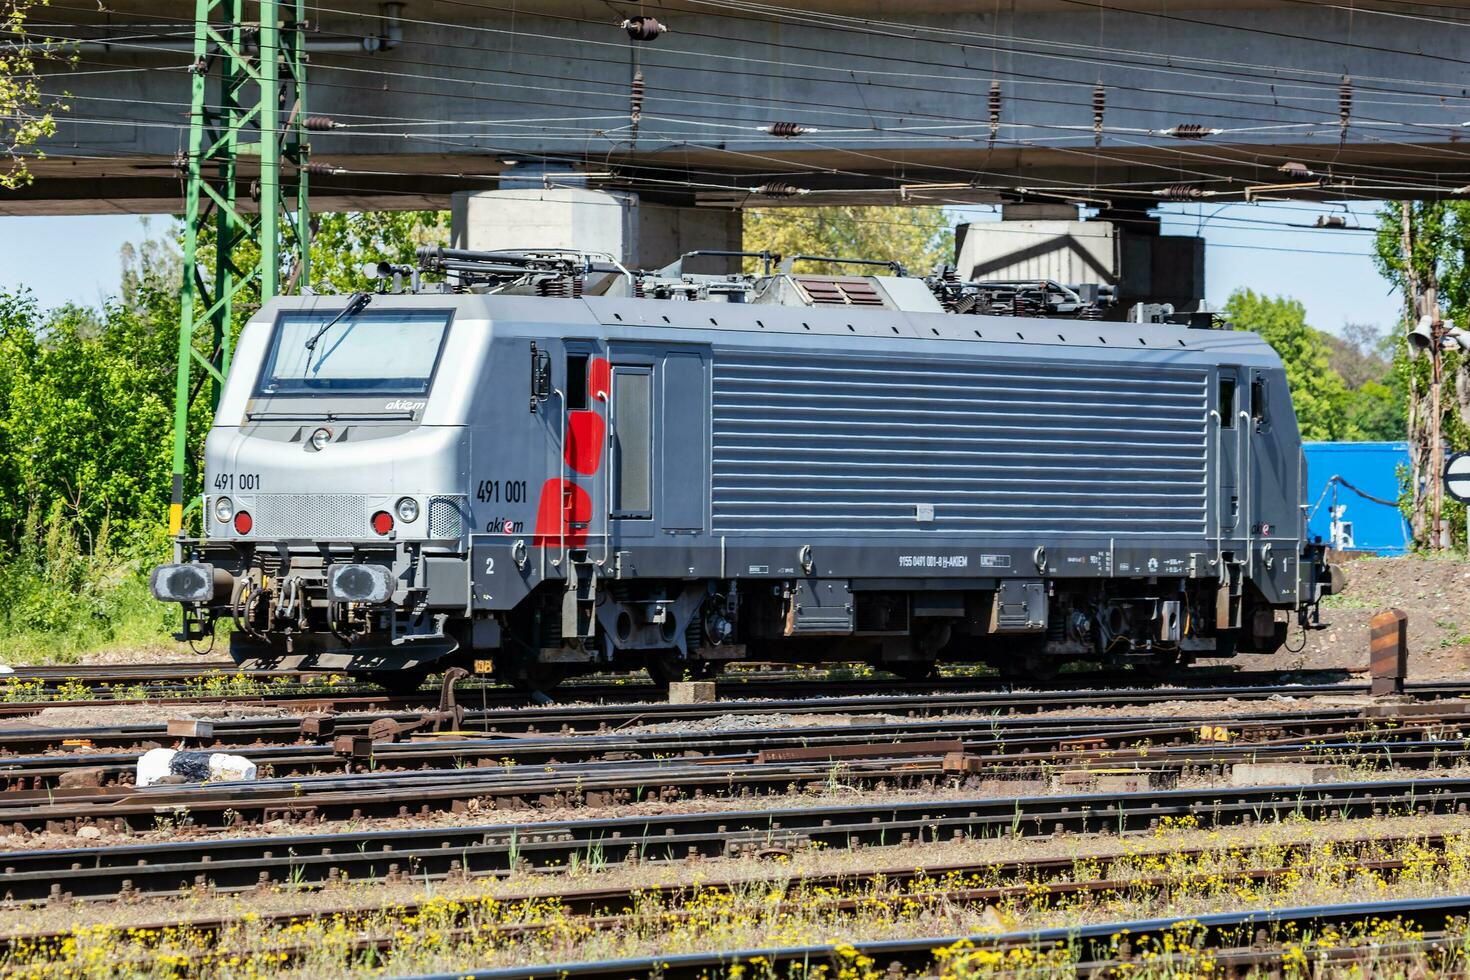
<box><xmin>1303</xmin><ymin>441</ymin><xmax>1411</xmax><ymax>555</ymax></box>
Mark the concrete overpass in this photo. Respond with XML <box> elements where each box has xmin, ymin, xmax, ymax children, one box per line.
<box><xmin>8</xmin><ymin>0</ymin><xmax>1470</xmax><ymax>216</ymax></box>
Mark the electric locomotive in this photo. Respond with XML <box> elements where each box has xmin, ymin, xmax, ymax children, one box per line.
<box><xmin>151</xmin><ymin>247</ymin><xmax>1342</xmax><ymax>691</ymax></box>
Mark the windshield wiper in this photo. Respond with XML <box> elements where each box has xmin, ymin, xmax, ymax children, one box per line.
<box><xmin>303</xmin><ymin>292</ymin><xmax>371</xmax><ymax>353</ymax></box>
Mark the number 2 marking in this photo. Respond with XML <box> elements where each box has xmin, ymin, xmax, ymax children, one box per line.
<box><xmin>484</xmin><ymin>556</ymin><xmax>495</xmax><ymax>576</ymax></box>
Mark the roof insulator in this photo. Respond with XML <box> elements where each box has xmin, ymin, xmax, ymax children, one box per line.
<box><xmin>1159</xmin><ymin>124</ymin><xmax>1220</xmax><ymax>139</ymax></box>
<box><xmin>764</xmin><ymin>121</ymin><xmax>810</xmax><ymax>138</ymax></box>
<box><xmin>753</xmin><ymin>182</ymin><xmax>807</xmax><ymax>197</ymax></box>
<box><xmin>1315</xmin><ymin>214</ymin><xmax>1348</xmax><ymax>228</ymax></box>
<box><xmin>304</xmin><ymin>116</ymin><xmax>342</xmax><ymax>131</ymax></box>
<box><xmin>1278</xmin><ymin>161</ymin><xmax>1312</xmax><ymax>177</ymax></box>
<box><xmin>621</xmin><ymin>16</ymin><xmax>667</xmax><ymax>42</ymax></box>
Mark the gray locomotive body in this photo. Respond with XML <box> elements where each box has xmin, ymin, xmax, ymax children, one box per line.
<box><xmin>153</xmin><ymin>262</ymin><xmax>1338</xmax><ymax>687</ymax></box>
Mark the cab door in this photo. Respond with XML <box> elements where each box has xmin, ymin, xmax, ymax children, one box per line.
<box><xmin>1216</xmin><ymin>369</ymin><xmax>1243</xmax><ymax>539</ymax></box>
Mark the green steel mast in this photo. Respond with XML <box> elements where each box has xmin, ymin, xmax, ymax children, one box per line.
<box><xmin>169</xmin><ymin>0</ymin><xmax>310</xmax><ymax>535</ymax></box>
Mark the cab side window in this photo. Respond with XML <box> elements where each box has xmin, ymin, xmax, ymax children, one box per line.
<box><xmin>1251</xmin><ymin>377</ymin><xmax>1269</xmax><ymax>430</ymax></box>
<box><xmin>1218</xmin><ymin>377</ymin><xmax>1236</xmax><ymax>428</ymax></box>
<box><xmin>566</xmin><ymin>354</ymin><xmax>589</xmax><ymax>410</ymax></box>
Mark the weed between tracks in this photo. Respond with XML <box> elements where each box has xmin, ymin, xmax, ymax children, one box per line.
<box><xmin>0</xmin><ymin>672</ymin><xmax>355</xmax><ymax>704</ymax></box>
<box><xmin>8</xmin><ymin>818</ymin><xmax>1470</xmax><ymax>976</ymax></box>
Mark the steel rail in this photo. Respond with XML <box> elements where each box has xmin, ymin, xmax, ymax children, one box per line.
<box><xmin>0</xmin><ymin>707</ymin><xmax>1420</xmax><ymax>787</ymax></box>
<box><xmin>0</xmin><ymin>681</ymin><xmax>1399</xmax><ymax>754</ymax></box>
<box><xmin>7</xmin><ymin>775</ymin><xmax>1470</xmax><ymax>903</ymax></box>
<box><xmin>0</xmin><ymin>714</ymin><xmax>1461</xmax><ymax>809</ymax></box>
<box><xmin>411</xmin><ymin>894</ymin><xmax>1470</xmax><ymax>980</ymax></box>
<box><xmin>8</xmin><ymin>830</ymin><xmax>1450</xmax><ymax>960</ymax></box>
<box><xmin>9</xmin><ymin>730</ymin><xmax>1470</xmax><ymax>835</ymax></box>
<box><xmin>28</xmin><ymin>849</ymin><xmax>1454</xmax><ymax>971</ymax></box>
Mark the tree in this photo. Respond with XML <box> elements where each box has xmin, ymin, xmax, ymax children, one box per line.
<box><xmin>743</xmin><ymin>206</ymin><xmax>953</xmax><ymax>276</ymax></box>
<box><xmin>1372</xmin><ymin>201</ymin><xmax>1470</xmax><ymax>546</ymax></box>
<box><xmin>0</xmin><ymin>0</ymin><xmax>71</xmax><ymax>189</ymax></box>
<box><xmin>1224</xmin><ymin>289</ymin><xmax>1355</xmax><ymax>441</ymax></box>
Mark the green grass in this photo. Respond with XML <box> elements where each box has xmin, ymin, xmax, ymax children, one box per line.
<box><xmin>0</xmin><ymin>512</ymin><xmax>183</xmax><ymax>665</ymax></box>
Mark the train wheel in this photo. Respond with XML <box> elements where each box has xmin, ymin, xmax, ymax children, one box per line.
<box><xmin>358</xmin><ymin>669</ymin><xmax>430</xmax><ymax>695</ymax></box>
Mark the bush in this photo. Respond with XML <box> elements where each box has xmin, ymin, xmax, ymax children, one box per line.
<box><xmin>0</xmin><ymin>504</ymin><xmax>179</xmax><ymax>664</ymax></box>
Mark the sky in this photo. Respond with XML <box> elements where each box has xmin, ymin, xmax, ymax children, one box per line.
<box><xmin>0</xmin><ymin>201</ymin><xmax>1400</xmax><ymax>337</ymax></box>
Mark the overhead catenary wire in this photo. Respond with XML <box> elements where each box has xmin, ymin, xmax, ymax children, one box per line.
<box><xmin>8</xmin><ymin>1</ymin><xmax>1468</xmax><ymax>235</ymax></box>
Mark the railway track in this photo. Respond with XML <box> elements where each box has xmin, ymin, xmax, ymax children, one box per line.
<box><xmin>416</xmin><ymin>893</ymin><xmax>1470</xmax><ymax>980</ymax></box>
<box><xmin>0</xmin><ymin>664</ymin><xmax>1376</xmax><ymax>714</ymax></box>
<box><xmin>0</xmin><ymin>677</ymin><xmax>1436</xmax><ymax>755</ymax></box>
<box><xmin>6</xmin><ymin>829</ymin><xmax>1456</xmax><ymax>969</ymax></box>
<box><xmin>0</xmin><ymin>706</ymin><xmax>1440</xmax><ymax>788</ymax></box>
<box><xmin>7</xmin><ymin>773</ymin><xmax>1470</xmax><ymax>903</ymax></box>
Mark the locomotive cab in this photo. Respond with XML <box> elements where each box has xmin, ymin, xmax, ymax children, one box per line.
<box><xmin>154</xmin><ymin>294</ymin><xmax>488</xmax><ymax>684</ymax></box>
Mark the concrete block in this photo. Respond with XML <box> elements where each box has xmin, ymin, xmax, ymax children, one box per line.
<box><xmin>1052</xmin><ymin>769</ymin><xmax>1177</xmax><ymax>793</ymax></box>
<box><xmin>668</xmin><ymin>681</ymin><xmax>717</xmax><ymax>704</ymax></box>
<box><xmin>1230</xmin><ymin>763</ymin><xmax>1351</xmax><ymax>787</ymax></box>
<box><xmin>58</xmin><ymin>766</ymin><xmax>105</xmax><ymax>789</ymax></box>
<box><xmin>166</xmin><ymin>719</ymin><xmax>213</xmax><ymax>741</ymax></box>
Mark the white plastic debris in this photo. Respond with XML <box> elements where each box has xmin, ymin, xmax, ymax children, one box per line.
<box><xmin>135</xmin><ymin>747</ymin><xmax>178</xmax><ymax>787</ymax></box>
<box><xmin>207</xmin><ymin>752</ymin><xmax>257</xmax><ymax>782</ymax></box>
<box><xmin>0</xmin><ymin>665</ymin><xmax>15</xmax><ymax>675</ymax></box>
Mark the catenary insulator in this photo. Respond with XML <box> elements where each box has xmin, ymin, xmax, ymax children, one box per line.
<box><xmin>629</xmin><ymin>70</ymin><xmax>645</xmax><ymax>137</ymax></box>
<box><xmin>1278</xmin><ymin>161</ymin><xmax>1312</xmax><ymax>177</ymax></box>
<box><xmin>1339</xmin><ymin>76</ymin><xmax>1352</xmax><ymax>136</ymax></box>
<box><xmin>988</xmin><ymin>80</ymin><xmax>1002</xmax><ymax>143</ymax></box>
<box><xmin>1092</xmin><ymin>84</ymin><xmax>1105</xmax><ymax>145</ymax></box>
<box><xmin>1161</xmin><ymin>124</ymin><xmax>1216</xmax><ymax>139</ymax></box>
<box><xmin>304</xmin><ymin>116</ymin><xmax>342</xmax><ymax>131</ymax></box>
<box><xmin>754</xmin><ymin>182</ymin><xmax>805</xmax><ymax>197</ymax></box>
<box><xmin>764</xmin><ymin>121</ymin><xmax>809</xmax><ymax>138</ymax></box>
<box><xmin>302</xmin><ymin>161</ymin><xmax>342</xmax><ymax>175</ymax></box>
<box><xmin>1155</xmin><ymin>183</ymin><xmax>1205</xmax><ymax>200</ymax></box>
<box><xmin>622</xmin><ymin>16</ymin><xmax>667</xmax><ymax>41</ymax></box>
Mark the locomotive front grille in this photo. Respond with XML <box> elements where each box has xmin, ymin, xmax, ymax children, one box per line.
<box><xmin>428</xmin><ymin>495</ymin><xmax>468</xmax><ymax>539</ymax></box>
<box><xmin>252</xmin><ymin>494</ymin><xmax>368</xmax><ymax>539</ymax></box>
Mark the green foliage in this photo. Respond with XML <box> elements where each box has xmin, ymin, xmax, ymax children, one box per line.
<box><xmin>1224</xmin><ymin>289</ymin><xmax>1355</xmax><ymax>440</ymax></box>
<box><xmin>0</xmin><ymin>210</ymin><xmax>448</xmax><ymax>661</ymax></box>
<box><xmin>0</xmin><ymin>0</ymin><xmax>72</xmax><ymax>189</ymax></box>
<box><xmin>742</xmin><ymin>206</ymin><xmax>952</xmax><ymax>276</ymax></box>
<box><xmin>0</xmin><ymin>504</ymin><xmax>174</xmax><ymax>662</ymax></box>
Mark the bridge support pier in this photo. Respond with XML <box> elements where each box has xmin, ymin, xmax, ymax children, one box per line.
<box><xmin>450</xmin><ymin>188</ymin><xmax>740</xmax><ymax>271</ymax></box>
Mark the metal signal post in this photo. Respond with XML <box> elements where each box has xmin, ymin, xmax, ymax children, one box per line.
<box><xmin>169</xmin><ymin>0</ymin><xmax>310</xmax><ymax>535</ymax></box>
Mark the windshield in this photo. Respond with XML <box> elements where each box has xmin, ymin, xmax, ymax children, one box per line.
<box><xmin>257</xmin><ymin>309</ymin><xmax>451</xmax><ymax>396</ymax></box>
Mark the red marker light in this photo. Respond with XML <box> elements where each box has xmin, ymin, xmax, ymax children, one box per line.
<box><xmin>371</xmin><ymin>510</ymin><xmax>394</xmax><ymax>535</ymax></box>
<box><xmin>234</xmin><ymin>511</ymin><xmax>253</xmax><ymax>535</ymax></box>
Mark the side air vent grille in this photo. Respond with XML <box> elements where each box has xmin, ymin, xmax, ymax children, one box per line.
<box><xmin>711</xmin><ymin>351</ymin><xmax>1209</xmax><ymax>537</ymax></box>
<box><xmin>428</xmin><ymin>496</ymin><xmax>468</xmax><ymax>539</ymax></box>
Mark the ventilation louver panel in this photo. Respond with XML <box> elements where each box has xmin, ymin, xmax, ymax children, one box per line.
<box><xmin>711</xmin><ymin>351</ymin><xmax>1209</xmax><ymax>537</ymax></box>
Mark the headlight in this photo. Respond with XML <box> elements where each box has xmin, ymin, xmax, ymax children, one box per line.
<box><xmin>395</xmin><ymin>496</ymin><xmax>420</xmax><ymax>523</ymax></box>
<box><xmin>214</xmin><ymin>496</ymin><xmax>233</xmax><ymax>523</ymax></box>
<box><xmin>310</xmin><ymin>427</ymin><xmax>333</xmax><ymax>451</ymax></box>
